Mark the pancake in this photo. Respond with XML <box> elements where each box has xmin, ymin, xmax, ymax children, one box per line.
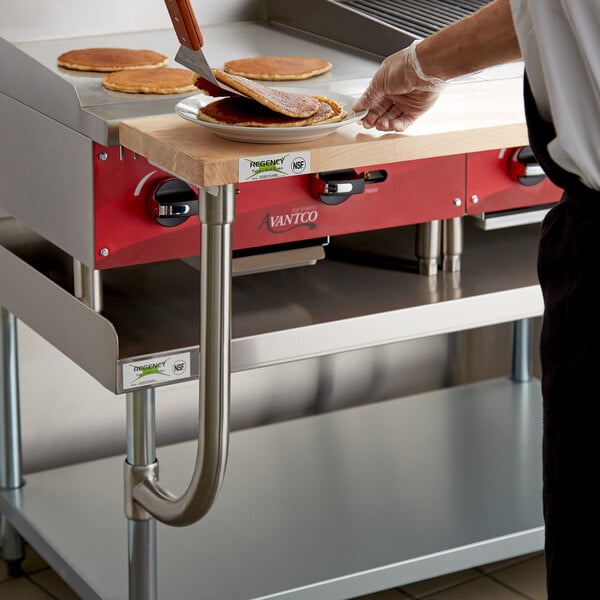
<box><xmin>313</xmin><ymin>96</ymin><xmax>347</xmax><ymax>124</ymax></box>
<box><xmin>197</xmin><ymin>95</ymin><xmax>346</xmax><ymax>128</ymax></box>
<box><xmin>213</xmin><ymin>69</ymin><xmax>320</xmax><ymax>118</ymax></box>
<box><xmin>194</xmin><ymin>76</ymin><xmax>236</xmax><ymax>97</ymax></box>
<box><xmin>223</xmin><ymin>56</ymin><xmax>332</xmax><ymax>81</ymax></box>
<box><xmin>102</xmin><ymin>68</ymin><xmax>198</xmax><ymax>94</ymax></box>
<box><xmin>57</xmin><ymin>48</ymin><xmax>168</xmax><ymax>72</ymax></box>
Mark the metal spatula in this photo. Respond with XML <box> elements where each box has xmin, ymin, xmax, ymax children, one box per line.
<box><xmin>163</xmin><ymin>0</ymin><xmax>239</xmax><ymax>95</ymax></box>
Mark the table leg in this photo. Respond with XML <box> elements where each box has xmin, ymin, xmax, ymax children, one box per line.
<box><xmin>126</xmin><ymin>388</ymin><xmax>157</xmax><ymax>600</ymax></box>
<box><xmin>0</xmin><ymin>306</ymin><xmax>24</xmax><ymax>574</ymax></box>
<box><xmin>442</xmin><ymin>217</ymin><xmax>463</xmax><ymax>273</ymax></box>
<box><xmin>415</xmin><ymin>220</ymin><xmax>441</xmax><ymax>276</ymax></box>
<box><xmin>512</xmin><ymin>318</ymin><xmax>533</xmax><ymax>382</ymax></box>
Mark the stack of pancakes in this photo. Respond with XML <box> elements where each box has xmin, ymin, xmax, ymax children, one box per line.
<box><xmin>196</xmin><ymin>70</ymin><xmax>346</xmax><ymax>129</ymax></box>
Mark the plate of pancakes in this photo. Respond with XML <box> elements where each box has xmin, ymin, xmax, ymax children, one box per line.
<box><xmin>176</xmin><ymin>90</ymin><xmax>365</xmax><ymax>144</ymax></box>
<box><xmin>176</xmin><ymin>70</ymin><xmax>366</xmax><ymax>144</ymax></box>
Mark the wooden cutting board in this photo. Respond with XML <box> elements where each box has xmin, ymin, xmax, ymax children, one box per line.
<box><xmin>119</xmin><ymin>76</ymin><xmax>528</xmax><ymax>187</ymax></box>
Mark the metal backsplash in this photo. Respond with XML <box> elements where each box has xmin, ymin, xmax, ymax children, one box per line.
<box><xmin>268</xmin><ymin>0</ymin><xmax>488</xmax><ymax>57</ymax></box>
<box><xmin>0</xmin><ymin>0</ymin><xmax>262</xmax><ymax>43</ymax></box>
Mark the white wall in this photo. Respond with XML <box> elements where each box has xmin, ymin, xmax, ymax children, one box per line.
<box><xmin>0</xmin><ymin>0</ymin><xmax>263</xmax><ymax>42</ymax></box>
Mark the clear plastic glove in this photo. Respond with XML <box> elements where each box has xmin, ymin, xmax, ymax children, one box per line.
<box><xmin>353</xmin><ymin>41</ymin><xmax>447</xmax><ymax>132</ymax></box>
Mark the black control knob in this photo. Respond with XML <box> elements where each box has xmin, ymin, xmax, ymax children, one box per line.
<box><xmin>147</xmin><ymin>178</ymin><xmax>199</xmax><ymax>227</ymax></box>
<box><xmin>312</xmin><ymin>169</ymin><xmax>387</xmax><ymax>205</ymax></box>
<box><xmin>509</xmin><ymin>146</ymin><xmax>546</xmax><ymax>186</ymax></box>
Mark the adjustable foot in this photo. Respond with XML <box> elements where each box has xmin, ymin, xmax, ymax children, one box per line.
<box><xmin>6</xmin><ymin>558</ymin><xmax>24</xmax><ymax>578</ymax></box>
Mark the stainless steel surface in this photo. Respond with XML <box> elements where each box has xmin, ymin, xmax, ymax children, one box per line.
<box><xmin>0</xmin><ymin>93</ymin><xmax>95</xmax><ymax>266</ymax></box>
<box><xmin>0</xmin><ymin>219</ymin><xmax>543</xmax><ymax>393</ymax></box>
<box><xmin>442</xmin><ymin>217</ymin><xmax>463</xmax><ymax>272</ymax></box>
<box><xmin>184</xmin><ymin>243</ymin><xmax>326</xmax><ymax>275</ymax></box>
<box><xmin>337</xmin><ymin>0</ymin><xmax>488</xmax><ymax>37</ymax></box>
<box><xmin>232</xmin><ymin>244</ymin><xmax>325</xmax><ymax>275</ymax></box>
<box><xmin>126</xmin><ymin>389</ymin><xmax>156</xmax><ymax>466</ymax></box>
<box><xmin>126</xmin><ymin>388</ymin><xmax>157</xmax><ymax>599</ymax></box>
<box><xmin>268</xmin><ymin>0</ymin><xmax>487</xmax><ymax>58</ymax></box>
<box><xmin>0</xmin><ymin>221</ymin><xmax>118</xmax><ymax>391</ymax></box>
<box><xmin>127</xmin><ymin>520</ymin><xmax>157</xmax><ymax>600</ymax></box>
<box><xmin>0</xmin><ymin>23</ymin><xmax>380</xmax><ymax>145</ymax></box>
<box><xmin>0</xmin><ymin>520</ymin><xmax>23</xmax><ymax>568</ymax></box>
<box><xmin>0</xmin><ymin>308</ymin><xmax>22</xmax><ymax>490</ymax></box>
<box><xmin>512</xmin><ymin>318</ymin><xmax>532</xmax><ymax>383</ymax></box>
<box><xmin>73</xmin><ymin>259</ymin><xmax>103</xmax><ymax>312</ymax></box>
<box><xmin>175</xmin><ymin>45</ymin><xmax>221</xmax><ymax>87</ymax></box>
<box><xmin>468</xmin><ymin>205</ymin><xmax>553</xmax><ymax>230</ymax></box>
<box><xmin>415</xmin><ymin>220</ymin><xmax>441</xmax><ymax>276</ymax></box>
<box><xmin>0</xmin><ymin>32</ymin><xmax>194</xmax><ymax>146</ymax></box>
<box><xmin>125</xmin><ymin>462</ymin><xmax>160</xmax><ymax>521</ymax></box>
<box><xmin>0</xmin><ymin>486</ymin><xmax>103</xmax><ymax>599</ymax></box>
<box><xmin>0</xmin><ymin>307</ymin><xmax>24</xmax><ymax>566</ymax></box>
<box><xmin>0</xmin><ymin>378</ymin><xmax>543</xmax><ymax>599</ymax></box>
<box><xmin>131</xmin><ymin>185</ymin><xmax>234</xmax><ymax>526</ymax></box>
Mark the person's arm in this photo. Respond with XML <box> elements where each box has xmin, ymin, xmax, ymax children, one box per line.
<box><xmin>353</xmin><ymin>0</ymin><xmax>521</xmax><ymax>131</ymax></box>
<box><xmin>417</xmin><ymin>0</ymin><xmax>521</xmax><ymax>79</ymax></box>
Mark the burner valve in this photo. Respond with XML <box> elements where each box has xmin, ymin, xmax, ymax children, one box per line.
<box><xmin>147</xmin><ymin>178</ymin><xmax>198</xmax><ymax>226</ymax></box>
<box><xmin>312</xmin><ymin>169</ymin><xmax>387</xmax><ymax>205</ymax></box>
<box><xmin>509</xmin><ymin>146</ymin><xmax>546</xmax><ymax>186</ymax></box>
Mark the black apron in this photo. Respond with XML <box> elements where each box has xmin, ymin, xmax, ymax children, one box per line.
<box><xmin>525</xmin><ymin>74</ymin><xmax>600</xmax><ymax>599</ymax></box>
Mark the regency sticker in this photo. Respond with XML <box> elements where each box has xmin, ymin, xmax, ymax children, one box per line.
<box><xmin>122</xmin><ymin>352</ymin><xmax>190</xmax><ymax>389</ymax></box>
<box><xmin>239</xmin><ymin>151</ymin><xmax>310</xmax><ymax>181</ymax></box>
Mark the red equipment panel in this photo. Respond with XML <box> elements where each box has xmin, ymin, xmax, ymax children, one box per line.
<box><xmin>234</xmin><ymin>154</ymin><xmax>465</xmax><ymax>249</ymax></box>
<box><xmin>465</xmin><ymin>148</ymin><xmax>562</xmax><ymax>215</ymax></box>
<box><xmin>93</xmin><ymin>143</ymin><xmax>465</xmax><ymax>270</ymax></box>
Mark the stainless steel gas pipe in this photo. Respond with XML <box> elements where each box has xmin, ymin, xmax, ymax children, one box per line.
<box><xmin>124</xmin><ymin>184</ymin><xmax>235</xmax><ymax>527</ymax></box>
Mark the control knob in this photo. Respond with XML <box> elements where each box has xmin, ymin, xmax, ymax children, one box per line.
<box><xmin>509</xmin><ymin>146</ymin><xmax>546</xmax><ymax>186</ymax></box>
<box><xmin>147</xmin><ymin>178</ymin><xmax>199</xmax><ymax>226</ymax></box>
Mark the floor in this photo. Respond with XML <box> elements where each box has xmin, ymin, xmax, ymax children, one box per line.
<box><xmin>0</xmin><ymin>544</ymin><xmax>546</xmax><ymax>599</ymax></box>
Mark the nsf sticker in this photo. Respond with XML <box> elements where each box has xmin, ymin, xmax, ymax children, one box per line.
<box><xmin>239</xmin><ymin>151</ymin><xmax>311</xmax><ymax>181</ymax></box>
<box><xmin>122</xmin><ymin>353</ymin><xmax>190</xmax><ymax>389</ymax></box>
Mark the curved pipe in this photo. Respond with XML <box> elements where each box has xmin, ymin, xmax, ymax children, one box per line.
<box><xmin>132</xmin><ymin>184</ymin><xmax>235</xmax><ymax>526</ymax></box>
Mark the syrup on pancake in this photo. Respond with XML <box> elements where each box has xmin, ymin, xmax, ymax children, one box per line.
<box><xmin>213</xmin><ymin>70</ymin><xmax>320</xmax><ymax>118</ymax></box>
<box><xmin>197</xmin><ymin>95</ymin><xmax>346</xmax><ymax>128</ymax></box>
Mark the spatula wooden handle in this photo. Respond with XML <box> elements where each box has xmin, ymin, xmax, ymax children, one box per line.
<box><xmin>164</xmin><ymin>0</ymin><xmax>204</xmax><ymax>50</ymax></box>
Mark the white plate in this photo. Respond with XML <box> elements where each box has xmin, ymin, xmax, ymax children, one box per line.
<box><xmin>175</xmin><ymin>88</ymin><xmax>367</xmax><ymax>144</ymax></box>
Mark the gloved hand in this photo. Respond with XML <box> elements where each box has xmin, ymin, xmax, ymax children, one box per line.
<box><xmin>353</xmin><ymin>41</ymin><xmax>447</xmax><ymax>132</ymax></box>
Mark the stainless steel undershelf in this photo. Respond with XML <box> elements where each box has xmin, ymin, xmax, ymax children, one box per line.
<box><xmin>0</xmin><ymin>219</ymin><xmax>543</xmax><ymax>393</ymax></box>
<box><xmin>0</xmin><ymin>377</ymin><xmax>543</xmax><ymax>600</ymax></box>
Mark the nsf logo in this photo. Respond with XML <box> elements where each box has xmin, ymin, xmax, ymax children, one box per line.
<box><xmin>291</xmin><ymin>156</ymin><xmax>307</xmax><ymax>174</ymax></box>
<box><xmin>172</xmin><ymin>359</ymin><xmax>187</xmax><ymax>375</ymax></box>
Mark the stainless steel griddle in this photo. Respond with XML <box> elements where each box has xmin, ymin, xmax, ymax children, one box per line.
<box><xmin>0</xmin><ymin>23</ymin><xmax>380</xmax><ymax>145</ymax></box>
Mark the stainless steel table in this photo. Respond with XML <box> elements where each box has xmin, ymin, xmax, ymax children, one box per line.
<box><xmin>1</xmin><ymin>219</ymin><xmax>544</xmax><ymax>599</ymax></box>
